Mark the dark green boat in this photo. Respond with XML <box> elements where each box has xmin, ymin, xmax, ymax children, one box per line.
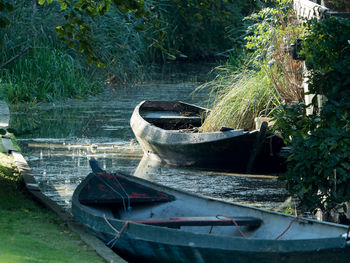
<box><xmin>72</xmin><ymin>169</ymin><xmax>350</xmax><ymax>263</ymax></box>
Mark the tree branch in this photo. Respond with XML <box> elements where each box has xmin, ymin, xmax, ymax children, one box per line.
<box><xmin>0</xmin><ymin>46</ymin><xmax>32</xmax><ymax>69</ymax></box>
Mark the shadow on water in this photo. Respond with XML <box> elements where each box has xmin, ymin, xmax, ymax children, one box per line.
<box><xmin>11</xmin><ymin>81</ymin><xmax>289</xmax><ymax>210</ymax></box>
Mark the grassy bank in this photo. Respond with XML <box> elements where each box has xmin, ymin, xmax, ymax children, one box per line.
<box><xmin>0</xmin><ymin>152</ymin><xmax>104</xmax><ymax>263</ymax></box>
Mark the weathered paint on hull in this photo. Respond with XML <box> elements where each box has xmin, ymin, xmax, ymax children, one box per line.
<box><xmin>114</xmin><ymin>238</ymin><xmax>350</xmax><ymax>263</ymax></box>
<box><xmin>83</xmin><ymin>216</ymin><xmax>350</xmax><ymax>263</ymax></box>
<box><xmin>130</xmin><ymin>101</ymin><xmax>285</xmax><ymax>173</ymax></box>
<box><xmin>72</xmin><ymin>172</ymin><xmax>350</xmax><ymax>263</ymax></box>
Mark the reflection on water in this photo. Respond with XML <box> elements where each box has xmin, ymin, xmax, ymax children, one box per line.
<box><xmin>12</xmin><ymin>82</ymin><xmax>288</xmax><ymax>210</ymax></box>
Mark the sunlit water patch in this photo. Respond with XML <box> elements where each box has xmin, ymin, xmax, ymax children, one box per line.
<box><xmin>12</xmin><ymin>82</ymin><xmax>289</xmax><ymax>210</ymax></box>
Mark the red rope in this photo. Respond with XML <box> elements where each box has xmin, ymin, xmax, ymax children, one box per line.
<box><xmin>212</xmin><ymin>214</ymin><xmax>299</xmax><ymax>240</ymax></box>
<box><xmin>216</xmin><ymin>214</ymin><xmax>247</xmax><ymax>238</ymax></box>
<box><xmin>275</xmin><ymin>217</ymin><xmax>299</xmax><ymax>240</ymax></box>
<box><xmin>117</xmin><ymin>221</ymin><xmax>130</xmax><ymax>239</ymax></box>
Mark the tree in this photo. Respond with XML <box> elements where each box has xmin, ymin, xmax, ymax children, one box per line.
<box><xmin>0</xmin><ymin>0</ymin><xmax>150</xmax><ymax>65</ymax></box>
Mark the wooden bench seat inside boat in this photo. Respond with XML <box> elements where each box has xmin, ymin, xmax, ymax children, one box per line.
<box><xmin>143</xmin><ymin>111</ymin><xmax>202</xmax><ymax>128</ymax></box>
<box><xmin>130</xmin><ymin>216</ymin><xmax>262</xmax><ymax>229</ymax></box>
<box><xmin>145</xmin><ymin>116</ymin><xmax>202</xmax><ymax>125</ymax></box>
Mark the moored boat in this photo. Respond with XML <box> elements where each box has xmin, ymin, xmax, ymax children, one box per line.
<box><xmin>130</xmin><ymin>100</ymin><xmax>285</xmax><ymax>173</ymax></box>
<box><xmin>72</xmin><ymin>162</ymin><xmax>350</xmax><ymax>263</ymax></box>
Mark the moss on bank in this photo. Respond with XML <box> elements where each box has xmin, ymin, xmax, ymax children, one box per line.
<box><xmin>0</xmin><ymin>153</ymin><xmax>104</xmax><ymax>263</ymax></box>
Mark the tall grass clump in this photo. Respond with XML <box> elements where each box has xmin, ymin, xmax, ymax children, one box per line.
<box><xmin>200</xmin><ymin>69</ymin><xmax>280</xmax><ymax>131</ymax></box>
<box><xmin>81</xmin><ymin>5</ymin><xmax>155</xmax><ymax>84</ymax></box>
<box><xmin>0</xmin><ymin>1</ymin><xmax>102</xmax><ymax>103</ymax></box>
<box><xmin>198</xmin><ymin>0</ymin><xmax>304</xmax><ymax>131</ymax></box>
<box><xmin>0</xmin><ymin>47</ymin><xmax>101</xmax><ymax>103</ymax></box>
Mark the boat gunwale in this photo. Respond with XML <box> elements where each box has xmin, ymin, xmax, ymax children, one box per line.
<box><xmin>73</xmin><ymin>172</ymin><xmax>349</xmax><ymax>237</ymax></box>
<box><xmin>130</xmin><ymin>100</ymin><xmax>256</xmax><ymax>143</ymax></box>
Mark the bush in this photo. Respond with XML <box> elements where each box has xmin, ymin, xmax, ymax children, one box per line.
<box><xmin>277</xmin><ymin>17</ymin><xmax>350</xmax><ymax>216</ymax></box>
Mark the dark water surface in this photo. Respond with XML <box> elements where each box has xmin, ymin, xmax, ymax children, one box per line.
<box><xmin>11</xmin><ymin>82</ymin><xmax>288</xmax><ymax>210</ymax></box>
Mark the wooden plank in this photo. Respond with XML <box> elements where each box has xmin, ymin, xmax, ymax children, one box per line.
<box><xmin>145</xmin><ymin>117</ymin><xmax>202</xmax><ymax>125</ymax></box>
<box><xmin>131</xmin><ymin>216</ymin><xmax>262</xmax><ymax>228</ymax></box>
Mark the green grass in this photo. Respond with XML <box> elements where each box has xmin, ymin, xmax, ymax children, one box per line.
<box><xmin>0</xmin><ymin>1</ymin><xmax>102</xmax><ymax>104</ymax></box>
<box><xmin>0</xmin><ymin>153</ymin><xmax>104</xmax><ymax>263</ymax></box>
<box><xmin>0</xmin><ymin>47</ymin><xmax>101</xmax><ymax>104</ymax></box>
<box><xmin>198</xmin><ymin>68</ymin><xmax>281</xmax><ymax>131</ymax></box>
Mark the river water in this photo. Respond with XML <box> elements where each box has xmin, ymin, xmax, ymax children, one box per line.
<box><xmin>11</xmin><ymin>80</ymin><xmax>289</xmax><ymax>211</ymax></box>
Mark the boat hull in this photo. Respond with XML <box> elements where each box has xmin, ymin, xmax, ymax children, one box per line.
<box><xmin>130</xmin><ymin>100</ymin><xmax>285</xmax><ymax>173</ymax></box>
<box><xmin>72</xmin><ymin>172</ymin><xmax>350</xmax><ymax>263</ymax></box>
<box><xmin>106</xmin><ymin>229</ymin><xmax>350</xmax><ymax>263</ymax></box>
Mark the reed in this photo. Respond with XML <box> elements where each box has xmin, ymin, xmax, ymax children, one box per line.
<box><xmin>0</xmin><ymin>1</ymin><xmax>101</xmax><ymax>103</ymax></box>
<box><xmin>199</xmin><ymin>68</ymin><xmax>281</xmax><ymax>131</ymax></box>
<box><xmin>0</xmin><ymin>47</ymin><xmax>101</xmax><ymax>103</ymax></box>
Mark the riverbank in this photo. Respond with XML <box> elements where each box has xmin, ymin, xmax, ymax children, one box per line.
<box><xmin>0</xmin><ymin>152</ymin><xmax>105</xmax><ymax>263</ymax></box>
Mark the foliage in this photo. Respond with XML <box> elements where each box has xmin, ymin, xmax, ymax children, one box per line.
<box><xmin>198</xmin><ymin>0</ymin><xmax>304</xmax><ymax>131</ymax></box>
<box><xmin>153</xmin><ymin>0</ymin><xmax>257</xmax><ymax>61</ymax></box>
<box><xmin>36</xmin><ymin>0</ymin><xmax>258</xmax><ymax>64</ymax></box>
<box><xmin>0</xmin><ymin>46</ymin><xmax>101</xmax><ymax>103</ymax></box>
<box><xmin>80</xmin><ymin>5</ymin><xmax>152</xmax><ymax>83</ymax></box>
<box><xmin>244</xmin><ymin>1</ymin><xmax>304</xmax><ymax>103</ymax></box>
<box><xmin>273</xmin><ymin>102</ymin><xmax>318</xmax><ymax>144</ymax></box>
<box><xmin>278</xmin><ymin>17</ymin><xmax>350</xmax><ymax>215</ymax></box>
<box><xmin>324</xmin><ymin>0</ymin><xmax>350</xmax><ymax>12</ymax></box>
<box><xmin>0</xmin><ymin>1</ymin><xmax>104</xmax><ymax>103</ymax></box>
<box><xmin>51</xmin><ymin>0</ymin><xmax>259</xmax><ymax>63</ymax></box>
<box><xmin>0</xmin><ymin>0</ymin><xmax>266</xmax><ymax>102</ymax></box>
<box><xmin>0</xmin><ymin>0</ymin><xmax>13</xmax><ymax>28</ymax></box>
<box><xmin>302</xmin><ymin>18</ymin><xmax>350</xmax><ymax>100</ymax></box>
<box><xmin>42</xmin><ymin>0</ymin><xmax>149</xmax><ymax>65</ymax></box>
<box><xmin>282</xmin><ymin>126</ymin><xmax>350</xmax><ymax>213</ymax></box>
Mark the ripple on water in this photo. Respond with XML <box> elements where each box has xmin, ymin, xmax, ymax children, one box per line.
<box><xmin>13</xmin><ymin>82</ymin><xmax>289</xmax><ymax>210</ymax></box>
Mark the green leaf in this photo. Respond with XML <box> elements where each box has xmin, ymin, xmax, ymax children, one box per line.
<box><xmin>60</xmin><ymin>2</ymin><xmax>67</xmax><ymax>10</ymax></box>
<box><xmin>38</xmin><ymin>0</ymin><xmax>46</xmax><ymax>6</ymax></box>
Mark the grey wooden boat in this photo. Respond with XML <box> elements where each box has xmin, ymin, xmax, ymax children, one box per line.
<box><xmin>130</xmin><ymin>100</ymin><xmax>285</xmax><ymax>173</ymax></box>
<box><xmin>72</xmin><ymin>166</ymin><xmax>350</xmax><ymax>263</ymax></box>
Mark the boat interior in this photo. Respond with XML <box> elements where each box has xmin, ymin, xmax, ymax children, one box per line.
<box><xmin>140</xmin><ymin>101</ymin><xmax>207</xmax><ymax>131</ymax></box>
